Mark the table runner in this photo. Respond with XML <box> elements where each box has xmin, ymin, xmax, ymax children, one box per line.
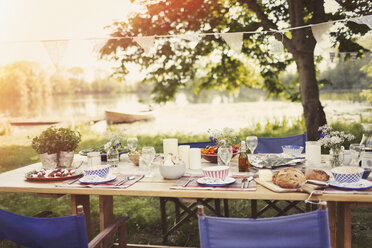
<box><xmin>170</xmin><ymin>176</ymin><xmax>256</xmax><ymax>191</ymax></box>
<box><xmin>55</xmin><ymin>174</ymin><xmax>144</xmax><ymax>188</ymax></box>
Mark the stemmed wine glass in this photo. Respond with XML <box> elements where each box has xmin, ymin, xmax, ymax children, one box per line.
<box><xmin>218</xmin><ymin>146</ymin><xmax>233</xmax><ymax>167</ymax></box>
<box><xmin>246</xmin><ymin>136</ymin><xmax>258</xmax><ymax>154</ymax></box>
<box><xmin>140</xmin><ymin>146</ymin><xmax>156</xmax><ymax>176</ymax></box>
<box><xmin>127</xmin><ymin>137</ymin><xmax>138</xmax><ymax>152</ymax></box>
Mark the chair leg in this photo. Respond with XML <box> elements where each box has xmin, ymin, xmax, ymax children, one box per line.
<box><xmin>251</xmin><ymin>200</ymin><xmax>257</xmax><ymax>218</ymax></box>
<box><xmin>118</xmin><ymin>220</ymin><xmax>127</xmax><ymax>248</ymax></box>
<box><xmin>224</xmin><ymin>199</ymin><xmax>229</xmax><ymax>217</ymax></box>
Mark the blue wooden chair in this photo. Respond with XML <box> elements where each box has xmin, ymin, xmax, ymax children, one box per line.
<box><xmin>198</xmin><ymin>204</ymin><xmax>330</xmax><ymax>248</ymax></box>
<box><xmin>160</xmin><ymin>141</ymin><xmax>228</xmax><ymax>243</ymax></box>
<box><xmin>0</xmin><ymin>205</ymin><xmax>128</xmax><ymax>248</ymax></box>
<box><xmin>254</xmin><ymin>133</ymin><xmax>307</xmax><ymax>154</ymax></box>
<box><xmin>251</xmin><ymin>133</ymin><xmax>309</xmax><ymax>218</ymax></box>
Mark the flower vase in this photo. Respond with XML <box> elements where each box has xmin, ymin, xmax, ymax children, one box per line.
<box><xmin>107</xmin><ymin>147</ymin><xmax>119</xmax><ymax>167</ymax></box>
<box><xmin>329</xmin><ymin>148</ymin><xmax>343</xmax><ymax>168</ymax></box>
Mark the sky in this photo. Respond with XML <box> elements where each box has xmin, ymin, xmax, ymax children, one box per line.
<box><xmin>0</xmin><ymin>0</ymin><xmax>142</xmax><ymax>74</ymax></box>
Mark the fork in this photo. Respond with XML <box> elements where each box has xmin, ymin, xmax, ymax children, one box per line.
<box><xmin>241</xmin><ymin>178</ymin><xmax>247</xmax><ymax>189</ymax></box>
<box><xmin>245</xmin><ymin>176</ymin><xmax>254</xmax><ymax>188</ymax></box>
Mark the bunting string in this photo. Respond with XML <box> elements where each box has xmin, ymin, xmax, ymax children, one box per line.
<box><xmin>1</xmin><ymin>14</ymin><xmax>371</xmax><ymax>66</ymax></box>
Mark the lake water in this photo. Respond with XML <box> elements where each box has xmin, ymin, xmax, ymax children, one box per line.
<box><xmin>5</xmin><ymin>90</ymin><xmax>371</xmax><ymax>135</ymax></box>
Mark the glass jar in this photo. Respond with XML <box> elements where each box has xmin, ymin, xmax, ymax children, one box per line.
<box><xmin>107</xmin><ymin>146</ymin><xmax>119</xmax><ymax>167</ymax></box>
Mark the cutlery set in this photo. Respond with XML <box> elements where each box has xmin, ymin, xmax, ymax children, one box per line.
<box><xmin>115</xmin><ymin>176</ymin><xmax>136</xmax><ymax>186</ymax></box>
<box><xmin>241</xmin><ymin>176</ymin><xmax>254</xmax><ymax>189</ymax></box>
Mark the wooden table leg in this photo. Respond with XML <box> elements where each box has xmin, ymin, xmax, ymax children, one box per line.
<box><xmin>71</xmin><ymin>195</ymin><xmax>91</xmax><ymax>240</ymax></box>
<box><xmin>327</xmin><ymin>202</ymin><xmax>337</xmax><ymax>248</ymax></box>
<box><xmin>336</xmin><ymin>202</ymin><xmax>351</xmax><ymax>248</ymax></box>
<box><xmin>99</xmin><ymin>195</ymin><xmax>114</xmax><ymax>248</ymax></box>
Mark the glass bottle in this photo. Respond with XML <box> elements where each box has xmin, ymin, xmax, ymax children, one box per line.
<box><xmin>239</xmin><ymin>141</ymin><xmax>249</xmax><ymax>172</ymax></box>
<box><xmin>107</xmin><ymin>146</ymin><xmax>119</xmax><ymax>167</ymax></box>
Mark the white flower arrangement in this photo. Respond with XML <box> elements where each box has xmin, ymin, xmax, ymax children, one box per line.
<box><xmin>104</xmin><ymin>133</ymin><xmax>123</xmax><ymax>151</ymax></box>
<box><xmin>208</xmin><ymin>127</ymin><xmax>237</xmax><ymax>147</ymax></box>
<box><xmin>318</xmin><ymin>125</ymin><xmax>355</xmax><ymax>151</ymax></box>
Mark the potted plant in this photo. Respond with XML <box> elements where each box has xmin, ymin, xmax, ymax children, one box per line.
<box><xmin>57</xmin><ymin>127</ymin><xmax>81</xmax><ymax>167</ymax></box>
<box><xmin>31</xmin><ymin>127</ymin><xmax>60</xmax><ymax>169</ymax></box>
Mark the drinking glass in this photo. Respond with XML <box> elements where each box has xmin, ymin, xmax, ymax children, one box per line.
<box><xmin>139</xmin><ymin>146</ymin><xmax>156</xmax><ymax>176</ymax></box>
<box><xmin>218</xmin><ymin>146</ymin><xmax>233</xmax><ymax>166</ymax></box>
<box><xmin>127</xmin><ymin>137</ymin><xmax>138</xmax><ymax>152</ymax></box>
<box><xmin>246</xmin><ymin>136</ymin><xmax>258</xmax><ymax>154</ymax></box>
<box><xmin>350</xmin><ymin>143</ymin><xmax>364</xmax><ymax>166</ymax></box>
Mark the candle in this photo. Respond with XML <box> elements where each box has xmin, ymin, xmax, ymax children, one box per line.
<box><xmin>189</xmin><ymin>148</ymin><xmax>201</xmax><ymax>170</ymax></box>
<box><xmin>306</xmin><ymin>141</ymin><xmax>321</xmax><ymax>167</ymax></box>
<box><xmin>179</xmin><ymin>145</ymin><xmax>190</xmax><ymax>168</ymax></box>
<box><xmin>163</xmin><ymin>138</ymin><xmax>178</xmax><ymax>156</ymax></box>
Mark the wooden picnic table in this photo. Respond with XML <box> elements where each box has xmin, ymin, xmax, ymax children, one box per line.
<box><xmin>0</xmin><ymin>156</ymin><xmax>371</xmax><ymax>248</ymax></box>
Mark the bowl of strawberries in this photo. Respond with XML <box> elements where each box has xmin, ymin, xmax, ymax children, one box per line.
<box><xmin>201</xmin><ymin>145</ymin><xmax>239</xmax><ymax>164</ymax></box>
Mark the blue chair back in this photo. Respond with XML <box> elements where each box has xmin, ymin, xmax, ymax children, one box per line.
<box><xmin>198</xmin><ymin>209</ymin><xmax>330</xmax><ymax>248</ymax></box>
<box><xmin>179</xmin><ymin>141</ymin><xmax>214</xmax><ymax>148</ymax></box>
<box><xmin>254</xmin><ymin>133</ymin><xmax>307</xmax><ymax>154</ymax></box>
<box><xmin>0</xmin><ymin>209</ymin><xmax>88</xmax><ymax>248</ymax></box>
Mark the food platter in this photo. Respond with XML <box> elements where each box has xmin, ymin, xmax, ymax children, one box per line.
<box><xmin>249</xmin><ymin>154</ymin><xmax>305</xmax><ymax>169</ymax></box>
<box><xmin>25</xmin><ymin>168</ymin><xmax>83</xmax><ymax>181</ymax></box>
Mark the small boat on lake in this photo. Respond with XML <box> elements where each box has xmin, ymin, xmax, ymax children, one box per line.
<box><xmin>105</xmin><ymin>110</ymin><xmax>156</xmax><ymax>124</ymax></box>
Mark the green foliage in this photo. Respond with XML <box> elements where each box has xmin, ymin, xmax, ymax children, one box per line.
<box><xmin>57</xmin><ymin>128</ymin><xmax>81</xmax><ymax>151</ymax></box>
<box><xmin>320</xmin><ymin>57</ymin><xmax>371</xmax><ymax>90</ymax></box>
<box><xmin>31</xmin><ymin>127</ymin><xmax>81</xmax><ymax>154</ymax></box>
<box><xmin>31</xmin><ymin>127</ymin><xmax>60</xmax><ymax>154</ymax></box>
<box><xmin>100</xmin><ymin>0</ymin><xmax>371</xmax><ymax>104</ymax></box>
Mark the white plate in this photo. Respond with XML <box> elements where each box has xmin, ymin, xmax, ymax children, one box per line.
<box><xmin>329</xmin><ymin>179</ymin><xmax>372</xmax><ymax>190</ymax></box>
<box><xmin>196</xmin><ymin>177</ymin><xmax>236</xmax><ymax>186</ymax></box>
<box><xmin>79</xmin><ymin>174</ymin><xmax>117</xmax><ymax>184</ymax></box>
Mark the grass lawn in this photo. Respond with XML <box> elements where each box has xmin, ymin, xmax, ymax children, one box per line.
<box><xmin>0</xmin><ymin>120</ymin><xmax>371</xmax><ymax>247</ymax></box>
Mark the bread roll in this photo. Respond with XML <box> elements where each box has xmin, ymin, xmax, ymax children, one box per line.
<box><xmin>273</xmin><ymin>167</ymin><xmax>306</xmax><ymax>189</ymax></box>
<box><xmin>305</xmin><ymin>169</ymin><xmax>329</xmax><ymax>181</ymax></box>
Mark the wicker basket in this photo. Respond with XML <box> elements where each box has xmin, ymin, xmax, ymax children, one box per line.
<box><xmin>128</xmin><ymin>153</ymin><xmax>140</xmax><ymax>166</ymax></box>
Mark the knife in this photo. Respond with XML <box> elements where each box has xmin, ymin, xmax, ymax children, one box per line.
<box><xmin>115</xmin><ymin>177</ymin><xmax>129</xmax><ymax>186</ymax></box>
<box><xmin>183</xmin><ymin>177</ymin><xmax>194</xmax><ymax>187</ymax></box>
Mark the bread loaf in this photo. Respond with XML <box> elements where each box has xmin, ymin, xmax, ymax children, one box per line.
<box><xmin>273</xmin><ymin>167</ymin><xmax>306</xmax><ymax>188</ymax></box>
<box><xmin>305</xmin><ymin>169</ymin><xmax>329</xmax><ymax>181</ymax></box>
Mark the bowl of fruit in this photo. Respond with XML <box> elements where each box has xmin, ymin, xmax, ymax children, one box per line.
<box><xmin>201</xmin><ymin>145</ymin><xmax>239</xmax><ymax>164</ymax></box>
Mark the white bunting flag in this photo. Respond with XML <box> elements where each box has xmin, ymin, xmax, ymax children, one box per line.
<box><xmin>178</xmin><ymin>34</ymin><xmax>200</xmax><ymax>49</ymax></box>
<box><xmin>42</xmin><ymin>40</ymin><xmax>69</xmax><ymax>67</ymax></box>
<box><xmin>350</xmin><ymin>52</ymin><xmax>358</xmax><ymax>63</ymax></box>
<box><xmin>269</xmin><ymin>38</ymin><xmax>284</xmax><ymax>54</ymax></box>
<box><xmin>365</xmin><ymin>51</ymin><xmax>370</xmax><ymax>61</ymax></box>
<box><xmin>221</xmin><ymin>32</ymin><xmax>243</xmax><ymax>54</ymax></box>
<box><xmin>311</xmin><ymin>22</ymin><xmax>333</xmax><ymax>43</ymax></box>
<box><xmin>350</xmin><ymin>15</ymin><xmax>372</xmax><ymax>29</ymax></box>
<box><xmin>133</xmin><ymin>36</ymin><xmax>155</xmax><ymax>54</ymax></box>
<box><xmin>340</xmin><ymin>52</ymin><xmax>347</xmax><ymax>62</ymax></box>
<box><xmin>329</xmin><ymin>52</ymin><xmax>336</xmax><ymax>62</ymax></box>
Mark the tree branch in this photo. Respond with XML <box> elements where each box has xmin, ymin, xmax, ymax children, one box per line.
<box><xmin>243</xmin><ymin>0</ymin><xmax>295</xmax><ymax>53</ymax></box>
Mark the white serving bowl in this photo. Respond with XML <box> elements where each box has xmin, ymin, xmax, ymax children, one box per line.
<box><xmin>202</xmin><ymin>166</ymin><xmax>229</xmax><ymax>181</ymax></box>
<box><xmin>282</xmin><ymin>145</ymin><xmax>304</xmax><ymax>157</ymax></box>
<box><xmin>331</xmin><ymin>166</ymin><xmax>364</xmax><ymax>183</ymax></box>
<box><xmin>84</xmin><ymin>164</ymin><xmax>111</xmax><ymax>178</ymax></box>
<box><xmin>159</xmin><ymin>163</ymin><xmax>186</xmax><ymax>179</ymax></box>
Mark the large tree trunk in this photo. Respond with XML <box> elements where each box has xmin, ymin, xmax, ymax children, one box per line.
<box><xmin>295</xmin><ymin>50</ymin><xmax>327</xmax><ymax>141</ymax></box>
